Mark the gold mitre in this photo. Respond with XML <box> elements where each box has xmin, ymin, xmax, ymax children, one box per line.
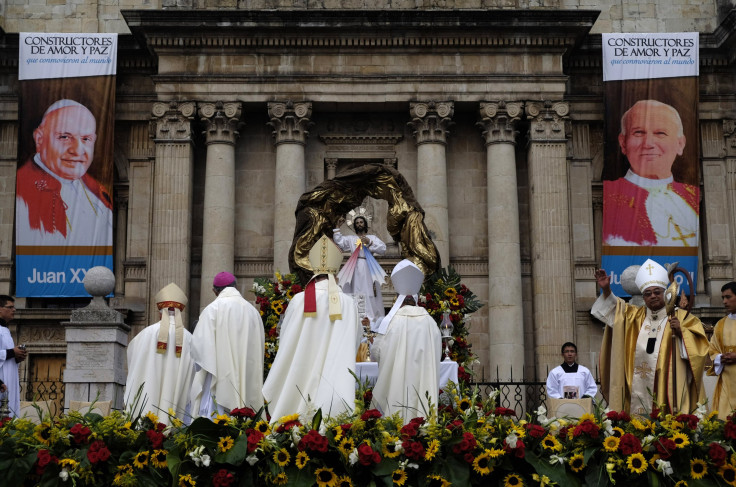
<box><xmin>635</xmin><ymin>258</ymin><xmax>669</xmax><ymax>293</ymax></box>
<box><xmin>154</xmin><ymin>282</ymin><xmax>188</xmax><ymax>310</ymax></box>
<box><xmin>308</xmin><ymin>235</ymin><xmax>343</xmax><ymax>276</ymax></box>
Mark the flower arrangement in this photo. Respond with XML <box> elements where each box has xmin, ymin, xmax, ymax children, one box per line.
<box><xmin>4</xmin><ymin>392</ymin><xmax>736</xmax><ymax>487</ymax></box>
<box><xmin>418</xmin><ymin>266</ymin><xmax>483</xmax><ymax>383</ymax></box>
<box><xmin>252</xmin><ymin>272</ymin><xmax>302</xmax><ymax>378</ymax></box>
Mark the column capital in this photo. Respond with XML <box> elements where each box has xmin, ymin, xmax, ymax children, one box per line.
<box><xmin>151</xmin><ymin>101</ymin><xmax>196</xmax><ymax>142</ymax></box>
<box><xmin>199</xmin><ymin>101</ymin><xmax>243</xmax><ymax>146</ymax></box>
<box><xmin>408</xmin><ymin>101</ymin><xmax>454</xmax><ymax>145</ymax></box>
<box><xmin>267</xmin><ymin>101</ymin><xmax>313</xmax><ymax>145</ymax></box>
<box><xmin>724</xmin><ymin>119</ymin><xmax>736</xmax><ymax>157</ymax></box>
<box><xmin>525</xmin><ymin>101</ymin><xmax>570</xmax><ymax>143</ymax></box>
<box><xmin>477</xmin><ymin>101</ymin><xmax>523</xmax><ymax>146</ymax></box>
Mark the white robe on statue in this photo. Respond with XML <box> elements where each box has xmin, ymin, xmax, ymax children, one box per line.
<box><xmin>545</xmin><ymin>364</ymin><xmax>597</xmax><ymax>400</ymax></box>
<box><xmin>333</xmin><ymin>229</ymin><xmax>387</xmax><ymax>321</ymax></box>
<box><xmin>0</xmin><ymin>324</ymin><xmax>20</xmax><ymax>417</ymax></box>
<box><xmin>263</xmin><ymin>280</ymin><xmax>361</xmax><ymax>421</ymax></box>
<box><xmin>371</xmin><ymin>306</ymin><xmax>441</xmax><ymax>423</ymax></box>
<box><xmin>124</xmin><ymin>314</ymin><xmax>196</xmax><ymax>425</ymax></box>
<box><xmin>190</xmin><ymin>287</ymin><xmax>265</xmax><ymax>415</ymax></box>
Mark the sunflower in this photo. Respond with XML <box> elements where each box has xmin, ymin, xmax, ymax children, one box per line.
<box><xmin>611</xmin><ymin>426</ymin><xmax>625</xmax><ymax>437</ymax></box>
<box><xmin>255</xmin><ymin>420</ymin><xmax>271</xmax><ymax>435</ymax></box>
<box><xmin>213</xmin><ymin>414</ymin><xmax>231</xmax><ymax>426</ymax></box>
<box><xmin>59</xmin><ymin>458</ymin><xmax>79</xmax><ymax>470</ymax></box>
<box><xmin>578</xmin><ymin>413</ymin><xmax>597</xmax><ymax>423</ymax></box>
<box><xmin>472</xmin><ymin>450</ymin><xmax>493</xmax><ymax>476</ymax></box>
<box><xmin>671</xmin><ymin>432</ymin><xmax>690</xmax><ymax>448</ymax></box>
<box><xmin>151</xmin><ymin>449</ymin><xmax>168</xmax><ymax>469</ymax></box>
<box><xmin>425</xmin><ymin>439</ymin><xmax>440</xmax><ymax>461</ymax></box>
<box><xmin>503</xmin><ymin>473</ymin><xmax>524</xmax><ymax>487</ymax></box>
<box><xmin>272</xmin><ymin>472</ymin><xmax>288</xmax><ymax>486</ymax></box>
<box><xmin>721</xmin><ymin>464</ymin><xmax>736</xmax><ymax>486</ymax></box>
<box><xmin>603</xmin><ymin>436</ymin><xmax>620</xmax><ymax>452</ymax></box>
<box><xmin>569</xmin><ymin>453</ymin><xmax>585</xmax><ymax>473</ymax></box>
<box><xmin>273</xmin><ymin>448</ymin><xmax>290</xmax><ymax>467</ymax></box>
<box><xmin>34</xmin><ymin>422</ymin><xmax>53</xmax><ymax>445</ymax></box>
<box><xmin>488</xmin><ymin>447</ymin><xmax>506</xmax><ymax>459</ymax></box>
<box><xmin>133</xmin><ymin>451</ymin><xmax>150</xmax><ymax>469</ymax></box>
<box><xmin>674</xmin><ymin>482</ymin><xmax>688</xmax><ymax>487</ymax></box>
<box><xmin>392</xmin><ymin>469</ymin><xmax>408</xmax><ymax>486</ymax></box>
<box><xmin>691</xmin><ymin>458</ymin><xmax>708</xmax><ymax>479</ymax></box>
<box><xmin>271</xmin><ymin>300</ymin><xmax>284</xmax><ymax>314</ymax></box>
<box><xmin>333</xmin><ymin>425</ymin><xmax>343</xmax><ymax>442</ymax></box>
<box><xmin>541</xmin><ymin>434</ymin><xmax>562</xmax><ymax>452</ymax></box>
<box><xmin>630</xmin><ymin>418</ymin><xmax>647</xmax><ymax>431</ymax></box>
<box><xmin>626</xmin><ymin>453</ymin><xmax>647</xmax><ymax>474</ymax></box>
<box><xmin>218</xmin><ymin>436</ymin><xmax>234</xmax><ymax>453</ymax></box>
<box><xmin>457</xmin><ymin>397</ymin><xmax>472</xmax><ymax>411</ymax></box>
<box><xmin>339</xmin><ymin>438</ymin><xmax>355</xmax><ymax>457</ymax></box>
<box><xmin>315</xmin><ymin>467</ymin><xmax>338</xmax><ymax>487</ymax></box>
<box><xmin>336</xmin><ymin>476</ymin><xmax>353</xmax><ymax>487</ymax></box>
<box><xmin>426</xmin><ymin>474</ymin><xmax>451</xmax><ymax>487</ymax></box>
<box><xmin>450</xmin><ymin>297</ymin><xmax>460</xmax><ymax>307</ymax></box>
<box><xmin>382</xmin><ymin>437</ymin><xmax>402</xmax><ymax>458</ymax></box>
<box><xmin>178</xmin><ymin>474</ymin><xmax>196</xmax><ymax>487</ymax></box>
<box><xmin>145</xmin><ymin>411</ymin><xmax>159</xmax><ymax>424</ymax></box>
<box><xmin>444</xmin><ymin>288</ymin><xmax>457</xmax><ymax>298</ymax></box>
<box><xmin>278</xmin><ymin>413</ymin><xmax>300</xmax><ymax>425</ymax></box>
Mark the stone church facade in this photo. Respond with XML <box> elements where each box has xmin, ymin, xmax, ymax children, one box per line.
<box><xmin>0</xmin><ymin>1</ymin><xmax>735</xmax><ymax>393</ymax></box>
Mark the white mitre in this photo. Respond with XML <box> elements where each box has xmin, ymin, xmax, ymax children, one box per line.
<box><xmin>635</xmin><ymin>258</ymin><xmax>669</xmax><ymax>293</ymax></box>
<box><xmin>376</xmin><ymin>259</ymin><xmax>424</xmax><ymax>334</ymax></box>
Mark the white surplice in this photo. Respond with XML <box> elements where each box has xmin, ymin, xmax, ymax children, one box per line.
<box><xmin>545</xmin><ymin>364</ymin><xmax>597</xmax><ymax>400</ymax></box>
<box><xmin>190</xmin><ymin>287</ymin><xmax>265</xmax><ymax>415</ymax></box>
<box><xmin>263</xmin><ymin>280</ymin><xmax>361</xmax><ymax>421</ymax></box>
<box><xmin>0</xmin><ymin>324</ymin><xmax>20</xmax><ymax>417</ymax></box>
<box><xmin>371</xmin><ymin>305</ymin><xmax>441</xmax><ymax>423</ymax></box>
<box><xmin>124</xmin><ymin>313</ymin><xmax>196</xmax><ymax>425</ymax></box>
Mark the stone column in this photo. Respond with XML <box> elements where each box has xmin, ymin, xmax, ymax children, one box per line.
<box><xmin>525</xmin><ymin>101</ymin><xmax>574</xmax><ymax>376</ymax></box>
<box><xmin>477</xmin><ymin>101</ymin><xmax>524</xmax><ymax>379</ymax></box>
<box><xmin>113</xmin><ymin>191</ymin><xmax>128</xmax><ymax>297</ymax></box>
<box><xmin>198</xmin><ymin>102</ymin><xmax>242</xmax><ymax>310</ymax></box>
<box><xmin>268</xmin><ymin>101</ymin><xmax>312</xmax><ymax>274</ymax></box>
<box><xmin>63</xmin><ymin>267</ymin><xmax>128</xmax><ymax>411</ymax></box>
<box><xmin>408</xmin><ymin>101</ymin><xmax>454</xmax><ymax>266</ymax></box>
<box><xmin>150</xmin><ymin>101</ymin><xmax>196</xmax><ymax>325</ymax></box>
<box><xmin>325</xmin><ymin>158</ymin><xmax>338</xmax><ymax>180</ymax></box>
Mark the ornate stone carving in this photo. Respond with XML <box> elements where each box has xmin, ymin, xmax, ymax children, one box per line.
<box><xmin>325</xmin><ymin>158</ymin><xmax>338</xmax><ymax>179</ymax></box>
<box><xmin>382</xmin><ymin>158</ymin><xmax>397</xmax><ymax>168</ymax></box>
<box><xmin>525</xmin><ymin>101</ymin><xmax>570</xmax><ymax>142</ymax></box>
<box><xmin>151</xmin><ymin>101</ymin><xmax>196</xmax><ymax>141</ymax></box>
<box><xmin>408</xmin><ymin>101</ymin><xmax>454</xmax><ymax>145</ymax></box>
<box><xmin>199</xmin><ymin>101</ymin><xmax>243</xmax><ymax>146</ymax></box>
<box><xmin>724</xmin><ymin>120</ymin><xmax>736</xmax><ymax>157</ymax></box>
<box><xmin>267</xmin><ymin>101</ymin><xmax>313</xmax><ymax>145</ymax></box>
<box><xmin>476</xmin><ymin>101</ymin><xmax>523</xmax><ymax>146</ymax></box>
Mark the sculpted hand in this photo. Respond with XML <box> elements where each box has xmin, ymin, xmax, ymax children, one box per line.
<box><xmin>360</xmin><ymin>236</ymin><xmax>371</xmax><ymax>246</ymax></box>
<box><xmin>336</xmin><ymin>216</ymin><xmax>346</xmax><ymax>228</ymax></box>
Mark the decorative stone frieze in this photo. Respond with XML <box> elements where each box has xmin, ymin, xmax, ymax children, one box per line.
<box><xmin>408</xmin><ymin>101</ymin><xmax>454</xmax><ymax>145</ymax></box>
<box><xmin>151</xmin><ymin>101</ymin><xmax>196</xmax><ymax>141</ymax></box>
<box><xmin>526</xmin><ymin>101</ymin><xmax>570</xmax><ymax>142</ymax></box>
<box><xmin>267</xmin><ymin>101</ymin><xmax>312</xmax><ymax>146</ymax></box>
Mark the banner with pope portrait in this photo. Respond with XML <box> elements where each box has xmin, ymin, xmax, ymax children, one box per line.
<box><xmin>601</xmin><ymin>33</ymin><xmax>699</xmax><ymax>296</ymax></box>
<box><xmin>16</xmin><ymin>33</ymin><xmax>117</xmax><ymax>297</ymax></box>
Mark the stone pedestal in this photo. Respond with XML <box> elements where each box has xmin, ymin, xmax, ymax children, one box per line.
<box><xmin>63</xmin><ymin>267</ymin><xmax>129</xmax><ymax>412</ymax></box>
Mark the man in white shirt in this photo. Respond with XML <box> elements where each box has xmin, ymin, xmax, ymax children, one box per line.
<box><xmin>545</xmin><ymin>342</ymin><xmax>597</xmax><ymax>400</ymax></box>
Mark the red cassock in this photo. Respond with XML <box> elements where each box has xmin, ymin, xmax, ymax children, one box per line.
<box><xmin>602</xmin><ymin>177</ymin><xmax>699</xmax><ymax>246</ymax></box>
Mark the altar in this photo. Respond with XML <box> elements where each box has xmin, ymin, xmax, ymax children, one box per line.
<box><xmin>355</xmin><ymin>359</ymin><xmax>459</xmax><ymax>389</ymax></box>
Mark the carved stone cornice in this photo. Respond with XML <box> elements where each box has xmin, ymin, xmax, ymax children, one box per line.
<box><xmin>724</xmin><ymin>120</ymin><xmax>736</xmax><ymax>157</ymax></box>
<box><xmin>199</xmin><ymin>101</ymin><xmax>243</xmax><ymax>146</ymax></box>
<box><xmin>477</xmin><ymin>101</ymin><xmax>523</xmax><ymax>146</ymax></box>
<box><xmin>267</xmin><ymin>101</ymin><xmax>313</xmax><ymax>146</ymax></box>
<box><xmin>151</xmin><ymin>101</ymin><xmax>196</xmax><ymax>142</ymax></box>
<box><xmin>408</xmin><ymin>101</ymin><xmax>454</xmax><ymax>146</ymax></box>
<box><xmin>525</xmin><ymin>101</ymin><xmax>570</xmax><ymax>143</ymax></box>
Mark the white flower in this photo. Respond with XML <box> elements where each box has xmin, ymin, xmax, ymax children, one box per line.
<box><xmin>535</xmin><ymin>405</ymin><xmax>547</xmax><ymax>417</ymax></box>
<box><xmin>694</xmin><ymin>401</ymin><xmax>708</xmax><ymax>420</ymax></box>
<box><xmin>407</xmin><ymin>462</ymin><xmax>419</xmax><ymax>470</ymax></box>
<box><xmin>246</xmin><ymin>454</ymin><xmax>259</xmax><ymax>466</ymax></box>
<box><xmin>549</xmin><ymin>454</ymin><xmax>566</xmax><ymax>465</ymax></box>
<box><xmin>291</xmin><ymin>428</ymin><xmax>302</xmax><ymax>445</ymax></box>
<box><xmin>395</xmin><ymin>439</ymin><xmax>404</xmax><ymax>453</ymax></box>
<box><xmin>201</xmin><ymin>454</ymin><xmax>211</xmax><ymax>467</ymax></box>
<box><xmin>505</xmin><ymin>432</ymin><xmax>518</xmax><ymax>449</ymax></box>
<box><xmin>59</xmin><ymin>469</ymin><xmax>69</xmax><ymax>481</ymax></box>
<box><xmin>603</xmin><ymin>419</ymin><xmax>613</xmax><ymax>437</ymax></box>
<box><xmin>655</xmin><ymin>459</ymin><xmax>673</xmax><ymax>476</ymax></box>
<box><xmin>349</xmin><ymin>448</ymin><xmax>360</xmax><ymax>465</ymax></box>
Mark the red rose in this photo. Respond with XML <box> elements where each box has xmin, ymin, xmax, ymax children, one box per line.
<box><xmin>70</xmin><ymin>423</ymin><xmax>92</xmax><ymax>444</ymax></box>
<box><xmin>298</xmin><ymin>430</ymin><xmax>328</xmax><ymax>453</ymax></box>
<box><xmin>709</xmin><ymin>442</ymin><xmax>727</xmax><ymax>466</ymax></box>
<box><xmin>403</xmin><ymin>440</ymin><xmax>425</xmax><ymax>461</ymax></box>
<box><xmin>87</xmin><ymin>440</ymin><xmax>111</xmax><ymax>464</ymax></box>
<box><xmin>147</xmin><ymin>429</ymin><xmax>165</xmax><ymax>449</ymax></box>
<box><xmin>451</xmin><ymin>432</ymin><xmax>477</xmax><ymax>454</ymax></box>
<box><xmin>654</xmin><ymin>437</ymin><xmax>676</xmax><ymax>459</ymax></box>
<box><xmin>37</xmin><ymin>449</ymin><xmax>57</xmax><ymax>467</ymax></box>
<box><xmin>212</xmin><ymin>468</ymin><xmax>236</xmax><ymax>487</ymax></box>
<box><xmin>725</xmin><ymin>421</ymin><xmax>736</xmax><ymax>440</ymax></box>
<box><xmin>400</xmin><ymin>422</ymin><xmax>419</xmax><ymax>439</ymax></box>
<box><xmin>619</xmin><ymin>434</ymin><xmax>642</xmax><ymax>455</ymax></box>
<box><xmin>502</xmin><ymin>439</ymin><xmax>525</xmax><ymax>459</ymax></box>
<box><xmin>357</xmin><ymin>443</ymin><xmax>381</xmax><ymax>466</ymax></box>
<box><xmin>291</xmin><ymin>284</ymin><xmax>302</xmax><ymax>294</ymax></box>
<box><xmin>275</xmin><ymin>419</ymin><xmax>301</xmax><ymax>433</ymax></box>
<box><xmin>675</xmin><ymin>414</ymin><xmax>699</xmax><ymax>430</ymax></box>
<box><xmin>360</xmin><ymin>409</ymin><xmax>382</xmax><ymax>421</ymax></box>
<box><xmin>526</xmin><ymin>424</ymin><xmax>546</xmax><ymax>439</ymax></box>
<box><xmin>246</xmin><ymin>428</ymin><xmax>264</xmax><ymax>453</ymax></box>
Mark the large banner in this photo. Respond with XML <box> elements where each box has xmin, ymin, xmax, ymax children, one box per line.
<box><xmin>16</xmin><ymin>33</ymin><xmax>117</xmax><ymax>297</ymax></box>
<box><xmin>601</xmin><ymin>33</ymin><xmax>699</xmax><ymax>296</ymax></box>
